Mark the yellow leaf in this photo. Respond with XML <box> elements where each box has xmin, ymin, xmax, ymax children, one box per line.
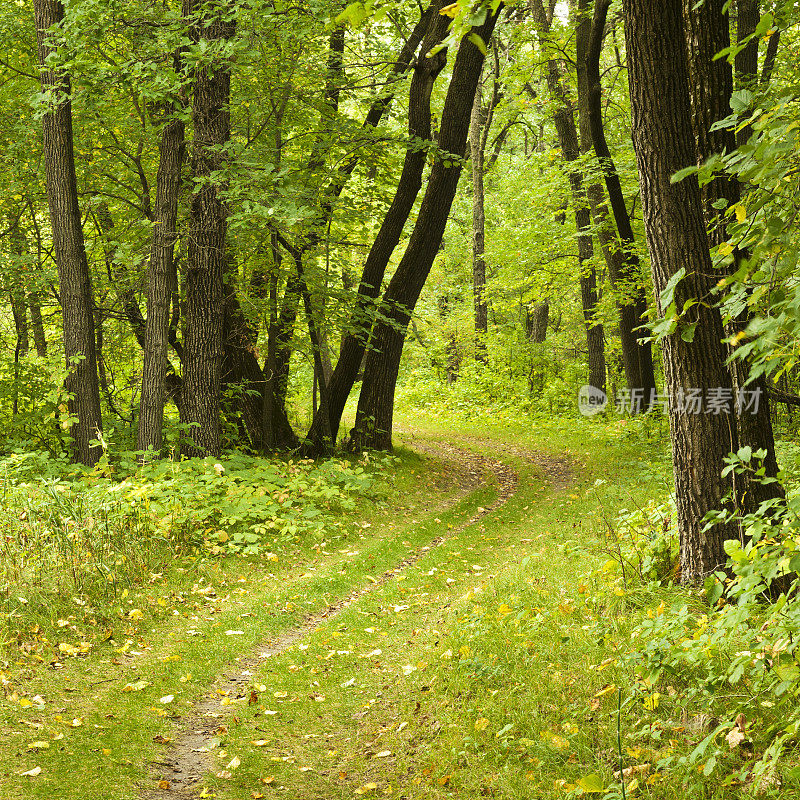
<box><xmin>355</xmin><ymin>782</ymin><xmax>378</xmax><ymax>794</ymax></box>
<box><xmin>594</xmin><ymin>684</ymin><xmax>617</xmax><ymax>699</ymax></box>
<box><xmin>718</xmin><ymin>242</ymin><xmax>734</xmax><ymax>256</ymax></box>
<box><xmin>577</xmin><ymin>773</ymin><xmax>605</xmax><ymax>793</ymax></box>
<box><xmin>644</xmin><ymin>692</ymin><xmax>661</xmax><ymax>710</ymax></box>
<box><xmin>27</xmin><ymin>742</ymin><xmax>49</xmax><ymax>750</ymax></box>
<box><xmin>474</xmin><ymin>718</ymin><xmax>490</xmax><ymax>731</ymax></box>
<box><xmin>127</xmin><ymin>609</ymin><xmax>143</xmax><ymax>621</ymax></box>
<box><xmin>440</xmin><ymin>2</ymin><xmax>459</xmax><ymax>17</ymax></box>
<box><xmin>732</xmin><ymin>203</ymin><xmax>746</xmax><ymax>223</ymax></box>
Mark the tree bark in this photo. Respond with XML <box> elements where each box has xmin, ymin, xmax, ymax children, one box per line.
<box><xmin>349</xmin><ymin>8</ymin><xmax>501</xmax><ymax>451</ymax></box>
<box><xmin>533</xmin><ymin>0</ymin><xmax>605</xmax><ymax>393</ymax></box>
<box><xmin>623</xmin><ymin>0</ymin><xmax>739</xmax><ymax>583</ymax></box>
<box><xmin>301</xmin><ymin>2</ymin><xmax>450</xmax><ymax>455</ymax></box>
<box><xmin>470</xmin><ymin>83</ymin><xmax>488</xmax><ymax>362</ymax></box>
<box><xmin>586</xmin><ymin>0</ymin><xmax>655</xmax><ymax>406</ymax></box>
<box><xmin>686</xmin><ymin>0</ymin><xmax>783</xmax><ymax>514</ymax></box>
<box><xmin>180</xmin><ymin>2</ymin><xmax>236</xmax><ymax>458</ymax></box>
<box><xmin>34</xmin><ymin>0</ymin><xmax>103</xmax><ymax>466</ymax></box>
<box><xmin>138</xmin><ymin>37</ymin><xmax>187</xmax><ymax>457</ymax></box>
<box><xmin>29</xmin><ymin>293</ymin><xmax>47</xmax><ymax>356</ymax></box>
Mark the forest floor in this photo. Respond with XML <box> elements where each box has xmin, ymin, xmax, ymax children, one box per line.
<box><xmin>0</xmin><ymin>417</ymin><xmax>677</xmax><ymax>800</ymax></box>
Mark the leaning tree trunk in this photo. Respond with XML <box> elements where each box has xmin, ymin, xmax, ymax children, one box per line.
<box><xmin>29</xmin><ymin>293</ymin><xmax>47</xmax><ymax>356</ymax></box>
<box><xmin>533</xmin><ymin>0</ymin><xmax>605</xmax><ymax>393</ymax></box>
<box><xmin>349</xmin><ymin>8</ymin><xmax>501</xmax><ymax>452</ymax></box>
<box><xmin>180</xmin><ymin>3</ymin><xmax>236</xmax><ymax>458</ymax></box>
<box><xmin>138</xmin><ymin>41</ymin><xmax>187</xmax><ymax>457</ymax></box>
<box><xmin>685</xmin><ymin>0</ymin><xmax>783</xmax><ymax>515</ymax></box>
<box><xmin>301</xmin><ymin>2</ymin><xmax>450</xmax><ymax>456</ymax></box>
<box><xmin>585</xmin><ymin>0</ymin><xmax>655</xmax><ymax>407</ymax></box>
<box><xmin>623</xmin><ymin>0</ymin><xmax>740</xmax><ymax>583</ymax></box>
<box><xmin>34</xmin><ymin>0</ymin><xmax>103</xmax><ymax>466</ymax></box>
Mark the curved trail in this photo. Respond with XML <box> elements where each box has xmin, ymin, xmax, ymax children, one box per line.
<box><xmin>140</xmin><ymin>437</ymin><xmax>572</xmax><ymax>799</ymax></box>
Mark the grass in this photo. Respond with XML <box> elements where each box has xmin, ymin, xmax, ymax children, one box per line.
<box><xmin>5</xmin><ymin>412</ymin><xmax>794</xmax><ymax>799</ymax></box>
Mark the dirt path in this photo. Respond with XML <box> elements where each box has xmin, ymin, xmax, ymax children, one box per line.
<box><xmin>140</xmin><ymin>438</ymin><xmax>571</xmax><ymax>799</ymax></box>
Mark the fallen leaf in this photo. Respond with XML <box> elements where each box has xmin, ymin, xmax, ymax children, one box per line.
<box><xmin>20</xmin><ymin>766</ymin><xmax>42</xmax><ymax>777</ymax></box>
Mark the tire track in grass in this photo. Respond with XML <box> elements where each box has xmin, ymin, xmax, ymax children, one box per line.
<box><xmin>140</xmin><ymin>438</ymin><xmax>568</xmax><ymax>799</ymax></box>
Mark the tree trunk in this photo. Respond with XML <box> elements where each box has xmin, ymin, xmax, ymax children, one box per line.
<box><xmin>29</xmin><ymin>293</ymin><xmax>47</xmax><ymax>356</ymax></box>
<box><xmin>623</xmin><ymin>0</ymin><xmax>739</xmax><ymax>583</ymax></box>
<box><xmin>470</xmin><ymin>84</ymin><xmax>488</xmax><ymax>362</ymax></box>
<box><xmin>586</xmin><ymin>0</ymin><xmax>655</xmax><ymax>406</ymax></box>
<box><xmin>138</xmin><ymin>40</ymin><xmax>187</xmax><ymax>456</ymax></box>
<box><xmin>180</xmin><ymin>3</ymin><xmax>235</xmax><ymax>458</ymax></box>
<box><xmin>8</xmin><ymin>218</ymin><xmax>30</xmax><ymax>358</ymax></box>
<box><xmin>533</xmin><ymin>0</ymin><xmax>605</xmax><ymax>393</ymax></box>
<box><xmin>686</xmin><ymin>0</ymin><xmax>783</xmax><ymax>514</ymax></box>
<box><xmin>735</xmin><ymin>0</ymin><xmax>759</xmax><ymax>145</ymax></box>
<box><xmin>349</xmin><ymin>9</ymin><xmax>501</xmax><ymax>451</ymax></box>
<box><xmin>527</xmin><ymin>300</ymin><xmax>549</xmax><ymax>343</ymax></box>
<box><xmin>301</xmin><ymin>2</ymin><xmax>450</xmax><ymax>456</ymax></box>
<box><xmin>34</xmin><ymin>0</ymin><xmax>103</xmax><ymax>466</ymax></box>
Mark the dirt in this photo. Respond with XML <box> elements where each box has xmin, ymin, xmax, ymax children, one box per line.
<box><xmin>139</xmin><ymin>437</ymin><xmax>573</xmax><ymax>799</ymax></box>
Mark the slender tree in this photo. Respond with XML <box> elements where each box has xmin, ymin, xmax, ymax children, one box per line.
<box><xmin>301</xmin><ymin>2</ymin><xmax>449</xmax><ymax>455</ymax></box>
<box><xmin>33</xmin><ymin>0</ymin><xmax>103</xmax><ymax>466</ymax></box>
<box><xmin>585</xmin><ymin>0</ymin><xmax>655</xmax><ymax>407</ymax></box>
<box><xmin>349</xmin><ymin>8</ymin><xmax>502</xmax><ymax>451</ymax></box>
<box><xmin>138</xmin><ymin>28</ymin><xmax>188</xmax><ymax>456</ymax></box>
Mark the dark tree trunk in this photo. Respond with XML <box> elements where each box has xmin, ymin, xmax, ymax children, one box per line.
<box><xmin>29</xmin><ymin>293</ymin><xmax>47</xmax><ymax>356</ymax></box>
<box><xmin>138</xmin><ymin>41</ymin><xmax>187</xmax><ymax>456</ymax></box>
<box><xmin>586</xmin><ymin>0</ymin><xmax>655</xmax><ymax>406</ymax></box>
<box><xmin>180</xmin><ymin>3</ymin><xmax>235</xmax><ymax>458</ymax></box>
<box><xmin>526</xmin><ymin>300</ymin><xmax>549</xmax><ymax>343</ymax></box>
<box><xmin>94</xmin><ymin>201</ymin><xmax>146</xmax><ymax>347</ymax></box>
<box><xmin>735</xmin><ymin>0</ymin><xmax>759</xmax><ymax>145</ymax></box>
<box><xmin>8</xmin><ymin>218</ymin><xmax>30</xmax><ymax>358</ymax></box>
<box><xmin>533</xmin><ymin>0</ymin><xmax>605</xmax><ymax>393</ymax></box>
<box><xmin>301</xmin><ymin>3</ymin><xmax>450</xmax><ymax>455</ymax></box>
<box><xmin>470</xmin><ymin>84</ymin><xmax>488</xmax><ymax>362</ymax></box>
<box><xmin>34</xmin><ymin>0</ymin><xmax>103</xmax><ymax>466</ymax></box>
<box><xmin>349</xmin><ymin>9</ymin><xmax>501</xmax><ymax>451</ymax></box>
<box><xmin>623</xmin><ymin>0</ymin><xmax>739</xmax><ymax>583</ymax></box>
<box><xmin>686</xmin><ymin>0</ymin><xmax>783</xmax><ymax>514</ymax></box>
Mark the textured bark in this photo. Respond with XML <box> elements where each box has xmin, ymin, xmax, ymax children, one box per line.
<box><xmin>29</xmin><ymin>294</ymin><xmax>47</xmax><ymax>356</ymax></box>
<box><xmin>735</xmin><ymin>0</ymin><xmax>759</xmax><ymax>145</ymax></box>
<box><xmin>623</xmin><ymin>0</ymin><xmax>739</xmax><ymax>583</ymax></box>
<box><xmin>8</xmin><ymin>219</ymin><xmax>29</xmax><ymax>358</ymax></box>
<box><xmin>534</xmin><ymin>0</ymin><xmax>605</xmax><ymax>393</ymax></box>
<box><xmin>94</xmin><ymin>201</ymin><xmax>146</xmax><ymax>347</ymax></box>
<box><xmin>34</xmin><ymin>0</ymin><xmax>103</xmax><ymax>466</ymax></box>
<box><xmin>586</xmin><ymin>0</ymin><xmax>655</xmax><ymax>404</ymax></box>
<box><xmin>526</xmin><ymin>300</ymin><xmax>549</xmax><ymax>343</ymax></box>
<box><xmin>686</xmin><ymin>0</ymin><xmax>783</xmax><ymax>514</ymax></box>
<box><xmin>180</xmin><ymin>3</ymin><xmax>235</xmax><ymax>458</ymax></box>
<box><xmin>301</xmin><ymin>3</ymin><xmax>450</xmax><ymax>455</ymax></box>
<box><xmin>349</xmin><ymin>9</ymin><xmax>501</xmax><ymax>451</ymax></box>
<box><xmin>470</xmin><ymin>84</ymin><xmax>488</xmax><ymax>361</ymax></box>
<box><xmin>138</xmin><ymin>39</ymin><xmax>187</xmax><ymax>456</ymax></box>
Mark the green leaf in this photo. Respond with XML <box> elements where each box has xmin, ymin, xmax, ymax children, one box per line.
<box><xmin>660</xmin><ymin>267</ymin><xmax>686</xmax><ymax>310</ymax></box>
<box><xmin>670</xmin><ymin>166</ymin><xmax>698</xmax><ymax>184</ymax></box>
<box><xmin>468</xmin><ymin>32</ymin><xmax>487</xmax><ymax>55</ymax></box>
<box><xmin>577</xmin><ymin>773</ymin><xmax>604</xmax><ymax>793</ymax></box>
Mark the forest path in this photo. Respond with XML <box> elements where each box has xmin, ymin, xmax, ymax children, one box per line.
<box><xmin>139</xmin><ymin>432</ymin><xmax>574</xmax><ymax>799</ymax></box>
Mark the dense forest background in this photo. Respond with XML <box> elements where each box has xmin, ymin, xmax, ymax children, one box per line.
<box><xmin>3</xmin><ymin>1</ymin><xmax>800</xmax><ymax>795</ymax></box>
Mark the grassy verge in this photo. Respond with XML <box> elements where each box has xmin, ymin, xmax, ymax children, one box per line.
<box><xmin>0</xmin><ymin>445</ymin><xmax>491</xmax><ymax>799</ymax></box>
